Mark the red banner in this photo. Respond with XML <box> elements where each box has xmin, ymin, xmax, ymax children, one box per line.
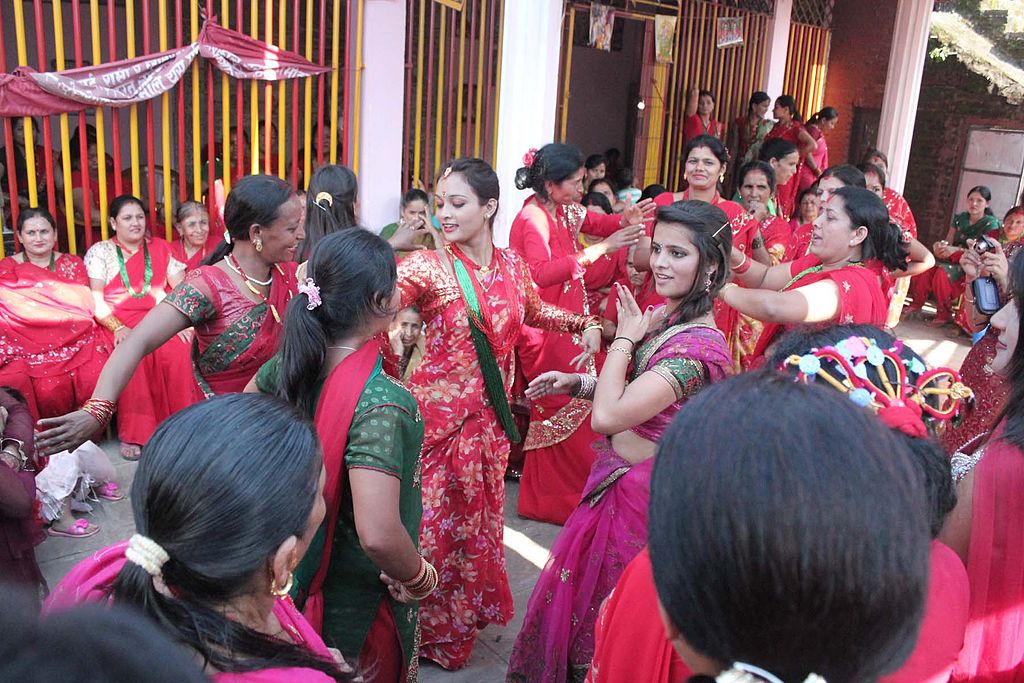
<box><xmin>0</xmin><ymin>19</ymin><xmax>331</xmax><ymax>117</ymax></box>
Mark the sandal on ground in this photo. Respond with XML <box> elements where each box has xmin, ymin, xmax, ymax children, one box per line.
<box><xmin>94</xmin><ymin>482</ymin><xmax>124</xmax><ymax>502</ymax></box>
<box><xmin>119</xmin><ymin>442</ymin><xmax>142</xmax><ymax>461</ymax></box>
<box><xmin>47</xmin><ymin>518</ymin><xmax>100</xmax><ymax>539</ymax></box>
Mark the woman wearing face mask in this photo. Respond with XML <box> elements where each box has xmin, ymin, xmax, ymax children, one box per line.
<box><xmin>509</xmin><ymin>143</ymin><xmax>652</xmax><ymax>525</ymax></box>
<box><xmin>942</xmin><ymin>253</ymin><xmax>1024</xmax><ymax>682</ymax></box>
<box><xmin>507</xmin><ymin>200</ymin><xmax>733</xmax><ymax>683</ymax></box>
<box><xmin>909</xmin><ymin>185</ymin><xmax>1001</xmax><ymax>327</ymax></box>
<box><xmin>35</xmin><ymin>176</ymin><xmax>304</xmax><ymax>458</ymax></box>
<box><xmin>400</xmin><ymin>157</ymin><xmax>604</xmax><ymax>669</ymax></box>
<box><xmin>721</xmin><ymin>186</ymin><xmax>908</xmax><ymax>365</ymax></box>
<box><xmin>168</xmin><ymin>200</ymin><xmax>212</xmax><ymax>271</ymax></box>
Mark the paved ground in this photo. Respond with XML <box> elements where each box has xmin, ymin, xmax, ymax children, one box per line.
<box><xmin>36</xmin><ymin>315</ymin><xmax>970</xmax><ymax>682</ymax></box>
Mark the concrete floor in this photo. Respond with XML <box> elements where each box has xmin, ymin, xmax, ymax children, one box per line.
<box><xmin>36</xmin><ymin>315</ymin><xmax>970</xmax><ymax>682</ymax></box>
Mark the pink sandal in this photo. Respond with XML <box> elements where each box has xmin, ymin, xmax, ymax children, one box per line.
<box><xmin>47</xmin><ymin>518</ymin><xmax>100</xmax><ymax>539</ymax></box>
<box><xmin>95</xmin><ymin>482</ymin><xmax>124</xmax><ymax>502</ymax></box>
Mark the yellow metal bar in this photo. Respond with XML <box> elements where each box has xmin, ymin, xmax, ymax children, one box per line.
<box><xmin>303</xmin><ymin>0</ymin><xmax>314</xmax><ymax>187</ymax></box>
<box><xmin>329</xmin><ymin>0</ymin><xmax>342</xmax><ymax>165</ymax></box>
<box><xmin>473</xmin><ymin>0</ymin><xmax>486</xmax><ymax>156</ymax></box>
<box><xmin>90</xmin><ymin>0</ymin><xmax>109</xmax><ymax>235</ymax></box>
<box><xmin>126</xmin><ymin>0</ymin><xmax>141</xmax><ymax>197</ymax></box>
<box><xmin>433</xmin><ymin>7</ymin><xmax>446</xmax><ymax>173</ymax></box>
<box><xmin>250</xmin><ymin>0</ymin><xmax>260</xmax><ymax>175</ymax></box>
<box><xmin>491</xmin><ymin>0</ymin><xmax>504</xmax><ymax>165</ymax></box>
<box><xmin>278</xmin><ymin>0</ymin><xmax>287</xmax><ymax>179</ymax></box>
<box><xmin>220</xmin><ymin>0</ymin><xmax>230</xmax><ymax>194</ymax></box>
<box><xmin>660</xmin><ymin>2</ymin><xmax>683</xmax><ymax>182</ymax></box>
<box><xmin>644</xmin><ymin>63</ymin><xmax>668</xmax><ymax>186</ymax></box>
<box><xmin>352</xmin><ymin>0</ymin><xmax>364</xmax><ymax>173</ymax></box>
<box><xmin>12</xmin><ymin>1</ymin><xmax>39</xmax><ymax>207</ymax></box>
<box><xmin>192</xmin><ymin>2</ymin><xmax>201</xmax><ymax>200</ymax></box>
<box><xmin>559</xmin><ymin>6</ymin><xmax>575</xmax><ymax>142</ymax></box>
<box><xmin>413</xmin><ymin>0</ymin><xmax>425</xmax><ymax>182</ymax></box>
<box><xmin>454</xmin><ymin>2</ymin><xmax>467</xmax><ymax>157</ymax></box>
<box><xmin>159</xmin><ymin>0</ymin><xmax>172</xmax><ymax>238</ymax></box>
<box><xmin>53</xmin><ymin>0</ymin><xmax>77</xmax><ymax>253</ymax></box>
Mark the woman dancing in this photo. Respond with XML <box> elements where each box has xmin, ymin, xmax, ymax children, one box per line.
<box><xmin>507</xmin><ymin>200</ymin><xmax>733</xmax><ymax>682</ymax></box>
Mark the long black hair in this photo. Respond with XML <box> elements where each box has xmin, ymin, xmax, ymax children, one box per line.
<box><xmin>204</xmin><ymin>175</ymin><xmax>296</xmax><ymax>265</ymax></box>
<box><xmin>278</xmin><ymin>229</ymin><xmax>397</xmax><ymax>419</ymax></box>
<box><xmin>770</xmin><ymin>323</ymin><xmax>956</xmax><ymax>537</ymax></box>
<box><xmin>821</xmin><ymin>163</ymin><xmax>867</xmax><ymax>189</ymax></box>
<box><xmin>440</xmin><ymin>157</ymin><xmax>501</xmax><ymax>231</ymax></box>
<box><xmin>110</xmin><ymin>394</ymin><xmax>353</xmax><ymax>681</ymax></box>
<box><xmin>514</xmin><ymin>143</ymin><xmax>583</xmax><ymax>201</ymax></box>
<box><xmin>833</xmin><ymin>185</ymin><xmax>909</xmax><ymax>271</ymax></box>
<box><xmin>297</xmin><ymin>164</ymin><xmax>359</xmax><ymax>262</ymax></box>
<box><xmin>967</xmin><ymin>185</ymin><xmax>995</xmax><ymax>217</ymax></box>
<box><xmin>806</xmin><ymin>106</ymin><xmax>839</xmax><ymax>127</ymax></box>
<box><xmin>649</xmin><ymin>370</ymin><xmax>930</xmax><ymax>683</ymax></box>
<box><xmin>758</xmin><ymin>137</ymin><xmax>798</xmax><ymax>164</ymax></box>
<box><xmin>774</xmin><ymin>94</ymin><xmax>803</xmax><ymax>122</ymax></box>
<box><xmin>747</xmin><ymin>91</ymin><xmax>770</xmax><ymax>114</ymax></box>
<box><xmin>992</xmin><ymin>253</ymin><xmax>1024</xmax><ymax>450</ymax></box>
<box><xmin>651</xmin><ymin>200</ymin><xmax>731</xmax><ymax>331</ymax></box>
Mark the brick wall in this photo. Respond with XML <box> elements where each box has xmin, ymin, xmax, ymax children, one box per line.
<box><xmin>820</xmin><ymin>0</ymin><xmax>898</xmax><ymax>167</ymax></box>
<box><xmin>904</xmin><ymin>49</ymin><xmax>1024</xmax><ymax>245</ymax></box>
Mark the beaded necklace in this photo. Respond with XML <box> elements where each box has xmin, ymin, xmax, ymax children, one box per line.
<box><xmin>225</xmin><ymin>254</ymin><xmax>284</xmax><ymax>323</ymax></box>
<box><xmin>114</xmin><ymin>240</ymin><xmax>152</xmax><ymax>299</ymax></box>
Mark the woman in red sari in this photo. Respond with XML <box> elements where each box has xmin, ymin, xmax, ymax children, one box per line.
<box><xmin>796</xmin><ymin>107</ymin><xmax>837</xmax><ymax>193</ymax></box>
<box><xmin>0</xmin><ymin>208</ymin><xmax>111</xmax><ymax>420</ymax></box>
<box><xmin>76</xmin><ymin>195</ymin><xmax>192</xmax><ymax>459</ymax></box>
<box><xmin>168</xmin><ymin>200</ymin><xmax>211</xmax><ymax>272</ymax></box>
<box><xmin>764</xmin><ymin>95</ymin><xmax>817</xmax><ymax>221</ymax></box>
<box><xmin>730</xmin><ymin>91</ymin><xmax>772</xmax><ymax>167</ymax></box>
<box><xmin>722</xmin><ymin>187</ymin><xmax>908</xmax><ymax>364</ymax></box>
<box><xmin>509</xmin><ymin>143</ymin><xmax>651</xmax><ymax>525</ymax></box>
<box><xmin>399</xmin><ymin>157</ymin><xmax>602</xmax><ymax>669</ymax></box>
<box><xmin>35</xmin><ymin>176</ymin><xmax>303</xmax><ymax>457</ymax></box>
<box><xmin>942</xmin><ymin>253</ymin><xmax>1024</xmax><ymax>682</ymax></box>
<box><xmin>681</xmin><ymin>86</ymin><xmax>722</xmax><ymax>146</ymax></box>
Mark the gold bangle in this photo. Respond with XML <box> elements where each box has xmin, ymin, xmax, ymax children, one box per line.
<box><xmin>607</xmin><ymin>345</ymin><xmax>633</xmax><ymax>357</ymax></box>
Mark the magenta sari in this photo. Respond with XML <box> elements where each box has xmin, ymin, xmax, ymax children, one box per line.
<box><xmin>46</xmin><ymin>541</ymin><xmax>340</xmax><ymax>682</ymax></box>
<box><xmin>507</xmin><ymin>323</ymin><xmax>732</xmax><ymax>683</ymax></box>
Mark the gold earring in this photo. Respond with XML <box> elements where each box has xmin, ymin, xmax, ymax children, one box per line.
<box><xmin>254</xmin><ymin>238</ymin><xmax>264</xmax><ymax>252</ymax></box>
<box><xmin>270</xmin><ymin>571</ymin><xmax>294</xmax><ymax>598</ymax></box>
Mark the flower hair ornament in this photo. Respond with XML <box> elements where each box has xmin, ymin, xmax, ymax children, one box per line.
<box><xmin>781</xmin><ymin>335</ymin><xmax>973</xmax><ymax>439</ymax></box>
<box><xmin>126</xmin><ymin>533</ymin><xmax>169</xmax><ymax>578</ymax></box>
<box><xmin>522</xmin><ymin>147</ymin><xmax>538</xmax><ymax>168</ymax></box>
<box><xmin>297</xmin><ymin>277</ymin><xmax>322</xmax><ymax>310</ymax></box>
<box><xmin>716</xmin><ymin>662</ymin><xmax>825</xmax><ymax>683</ymax></box>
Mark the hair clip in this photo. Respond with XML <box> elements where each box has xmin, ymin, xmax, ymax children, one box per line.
<box><xmin>297</xmin><ymin>277</ymin><xmax>322</xmax><ymax>310</ymax></box>
<box><xmin>223</xmin><ymin>229</ymin><xmax>232</xmax><ymax>244</ymax></box>
<box><xmin>712</xmin><ymin>221</ymin><xmax>731</xmax><ymax>238</ymax></box>
<box><xmin>314</xmin><ymin>191</ymin><xmax>334</xmax><ymax>211</ymax></box>
<box><xmin>442</xmin><ymin>166</ymin><xmax>453</xmax><ymax>179</ymax></box>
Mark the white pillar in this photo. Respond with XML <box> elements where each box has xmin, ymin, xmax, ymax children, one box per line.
<box><xmin>763</xmin><ymin>0</ymin><xmax>793</xmax><ymax>99</ymax></box>
<box><xmin>357</xmin><ymin>0</ymin><xmax>406</xmax><ymax>233</ymax></box>
<box><xmin>877</xmin><ymin>0</ymin><xmax>935</xmax><ymax>193</ymax></box>
<box><xmin>492</xmin><ymin>0</ymin><xmax>564</xmax><ymax>246</ymax></box>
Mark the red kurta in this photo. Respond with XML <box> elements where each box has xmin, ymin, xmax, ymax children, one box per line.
<box><xmin>0</xmin><ymin>253</ymin><xmax>111</xmax><ymax>420</ymax></box>
<box><xmin>509</xmin><ymin>198</ymin><xmax>624</xmax><ymax>525</ymax></box>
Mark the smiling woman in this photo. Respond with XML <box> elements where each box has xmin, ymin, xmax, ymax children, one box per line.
<box><xmin>35</xmin><ymin>176</ymin><xmax>302</xmax><ymax>460</ymax></box>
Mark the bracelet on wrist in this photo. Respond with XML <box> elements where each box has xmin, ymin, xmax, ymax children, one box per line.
<box><xmin>731</xmin><ymin>251</ymin><xmax>751</xmax><ymax>274</ymax></box>
<box><xmin>574</xmin><ymin>373</ymin><xmax>597</xmax><ymax>400</ymax></box>
<box><xmin>81</xmin><ymin>398</ymin><xmax>116</xmax><ymax>428</ymax></box>
<box><xmin>612</xmin><ymin>336</ymin><xmax>635</xmax><ymax>347</ymax></box>
<box><xmin>402</xmin><ymin>556</ymin><xmax>439</xmax><ymax>600</ymax></box>
<box><xmin>608</xmin><ymin>345</ymin><xmax>633</xmax><ymax>357</ymax></box>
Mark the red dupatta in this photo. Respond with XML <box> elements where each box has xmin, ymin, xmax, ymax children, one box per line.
<box><xmin>302</xmin><ymin>342</ymin><xmax>380</xmax><ymax>632</ymax></box>
<box><xmin>0</xmin><ymin>256</ymin><xmax>99</xmax><ymax>376</ymax></box>
<box><xmin>105</xmin><ymin>238</ymin><xmax>174</xmax><ymax>326</ymax></box>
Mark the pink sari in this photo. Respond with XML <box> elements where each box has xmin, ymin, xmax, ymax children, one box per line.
<box><xmin>46</xmin><ymin>541</ymin><xmax>339</xmax><ymax>682</ymax></box>
<box><xmin>507</xmin><ymin>324</ymin><xmax>731</xmax><ymax>683</ymax></box>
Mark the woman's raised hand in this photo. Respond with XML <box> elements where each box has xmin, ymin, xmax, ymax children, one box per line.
<box><xmin>613</xmin><ymin>282</ymin><xmax>656</xmax><ymax>345</ymax></box>
<box><xmin>621</xmin><ymin>198</ymin><xmax>656</xmax><ymax>227</ymax></box>
<box><xmin>387</xmin><ymin>217</ymin><xmax>430</xmax><ymax>252</ymax></box>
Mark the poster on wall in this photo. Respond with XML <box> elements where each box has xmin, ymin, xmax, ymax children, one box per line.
<box><xmin>655</xmin><ymin>15</ymin><xmax>677</xmax><ymax>63</ymax></box>
<box><xmin>589</xmin><ymin>2</ymin><xmax>614</xmax><ymax>52</ymax></box>
<box><xmin>716</xmin><ymin>17</ymin><xmax>744</xmax><ymax>48</ymax></box>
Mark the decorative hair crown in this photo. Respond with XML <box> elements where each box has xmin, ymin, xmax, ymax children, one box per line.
<box><xmin>781</xmin><ymin>335</ymin><xmax>973</xmax><ymax>438</ymax></box>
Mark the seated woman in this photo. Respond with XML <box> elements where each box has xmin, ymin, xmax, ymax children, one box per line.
<box><xmin>942</xmin><ymin>207</ymin><xmax>1023</xmax><ymax>454</ymax></box>
<box><xmin>168</xmin><ymin>200</ymin><xmax>212</xmax><ymax>271</ymax></box>
<box><xmin>378</xmin><ymin>188</ymin><xmax>436</xmax><ymax>259</ymax></box>
<box><xmin>507</xmin><ymin>201</ymin><xmax>733</xmax><ymax>682</ymax></box>
<box><xmin>388</xmin><ymin>305</ymin><xmax>425</xmax><ymax>383</ymax></box>
<box><xmin>253</xmin><ymin>230</ymin><xmax>430</xmax><ymax>681</ymax></box>
<box><xmin>909</xmin><ymin>185</ymin><xmax>1001</xmax><ymax>327</ymax></box>
<box><xmin>45</xmin><ymin>393</ymin><xmax>358</xmax><ymax>682</ymax></box>
<box><xmin>587</xmin><ymin>325</ymin><xmax>972</xmax><ymax>683</ymax></box>
<box><xmin>645</xmin><ymin>370</ymin><xmax>932</xmax><ymax>683</ymax></box>
<box><xmin>81</xmin><ymin>195</ymin><xmax>193</xmax><ymax>460</ymax></box>
<box><xmin>0</xmin><ymin>208</ymin><xmax>111</xmax><ymax>421</ymax></box>
<box><xmin>941</xmin><ymin>253</ymin><xmax>1024</xmax><ymax>682</ymax></box>
<box><xmin>721</xmin><ymin>186</ymin><xmax>907</xmax><ymax>365</ymax></box>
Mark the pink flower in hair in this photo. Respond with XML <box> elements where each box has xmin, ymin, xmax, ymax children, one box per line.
<box><xmin>297</xmin><ymin>277</ymin><xmax>322</xmax><ymax>310</ymax></box>
<box><xmin>522</xmin><ymin>147</ymin><xmax>538</xmax><ymax>168</ymax></box>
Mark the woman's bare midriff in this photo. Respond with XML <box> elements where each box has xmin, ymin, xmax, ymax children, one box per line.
<box><xmin>610</xmin><ymin>429</ymin><xmax>657</xmax><ymax>465</ymax></box>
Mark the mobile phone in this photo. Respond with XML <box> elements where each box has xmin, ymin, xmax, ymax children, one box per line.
<box><xmin>972</xmin><ymin>276</ymin><xmax>1002</xmax><ymax>315</ymax></box>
